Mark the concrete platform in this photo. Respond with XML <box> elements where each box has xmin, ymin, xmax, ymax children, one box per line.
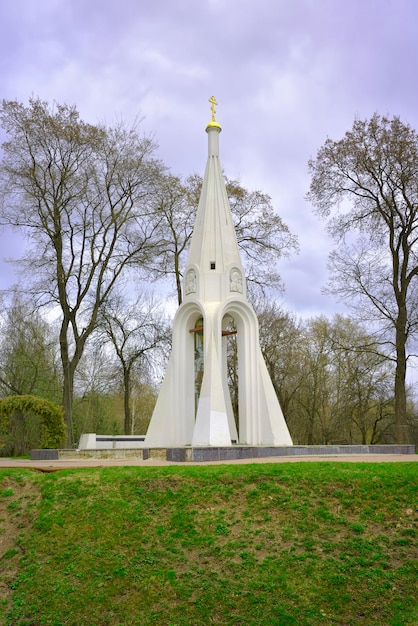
<box><xmin>31</xmin><ymin>444</ymin><xmax>415</xmax><ymax>463</ymax></box>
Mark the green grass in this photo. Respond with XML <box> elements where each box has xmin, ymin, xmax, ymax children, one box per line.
<box><xmin>0</xmin><ymin>463</ymin><xmax>417</xmax><ymax>625</ymax></box>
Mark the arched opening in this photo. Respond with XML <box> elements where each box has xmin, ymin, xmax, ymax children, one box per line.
<box><xmin>222</xmin><ymin>314</ymin><xmax>239</xmax><ymax>439</ymax></box>
<box><xmin>193</xmin><ymin>317</ymin><xmax>204</xmax><ymax>415</ymax></box>
<box><xmin>222</xmin><ymin>303</ymin><xmax>261</xmax><ymax>445</ymax></box>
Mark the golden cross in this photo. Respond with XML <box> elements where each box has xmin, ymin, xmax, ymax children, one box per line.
<box><xmin>209</xmin><ymin>96</ymin><xmax>218</xmax><ymax>122</ymax></box>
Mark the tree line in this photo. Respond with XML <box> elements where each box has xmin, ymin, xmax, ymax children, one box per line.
<box><xmin>0</xmin><ymin>99</ymin><xmax>417</xmax><ymax>450</ymax></box>
<box><xmin>0</xmin><ymin>294</ymin><xmax>413</xmax><ymax>451</ymax></box>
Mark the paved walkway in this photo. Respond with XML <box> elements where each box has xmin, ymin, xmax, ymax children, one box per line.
<box><xmin>0</xmin><ymin>454</ymin><xmax>417</xmax><ymax>471</ymax></box>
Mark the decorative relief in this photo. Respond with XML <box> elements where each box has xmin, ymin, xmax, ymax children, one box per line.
<box><xmin>230</xmin><ymin>268</ymin><xmax>243</xmax><ymax>293</ymax></box>
<box><xmin>185</xmin><ymin>269</ymin><xmax>197</xmax><ymax>295</ymax></box>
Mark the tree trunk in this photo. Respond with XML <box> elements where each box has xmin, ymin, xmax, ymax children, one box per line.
<box><xmin>124</xmin><ymin>367</ymin><xmax>132</xmax><ymax>435</ymax></box>
<box><xmin>60</xmin><ymin>317</ymin><xmax>89</xmax><ymax>447</ymax></box>
<box><xmin>60</xmin><ymin>319</ymin><xmax>74</xmax><ymax>447</ymax></box>
<box><xmin>62</xmin><ymin>370</ymin><xmax>74</xmax><ymax>447</ymax></box>
<box><xmin>175</xmin><ymin>252</ymin><xmax>182</xmax><ymax>306</ymax></box>
<box><xmin>394</xmin><ymin>307</ymin><xmax>410</xmax><ymax>444</ymax></box>
<box><xmin>306</xmin><ymin>413</ymin><xmax>315</xmax><ymax>445</ymax></box>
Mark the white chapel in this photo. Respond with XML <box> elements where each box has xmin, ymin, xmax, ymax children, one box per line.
<box><xmin>145</xmin><ymin>99</ymin><xmax>293</xmax><ymax>448</ymax></box>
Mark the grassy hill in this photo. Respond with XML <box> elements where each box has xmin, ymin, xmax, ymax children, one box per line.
<box><xmin>0</xmin><ymin>462</ymin><xmax>417</xmax><ymax>625</ymax></box>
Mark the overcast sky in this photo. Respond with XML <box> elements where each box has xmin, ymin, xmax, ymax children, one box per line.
<box><xmin>1</xmin><ymin>0</ymin><xmax>417</xmax><ymax>320</ymax></box>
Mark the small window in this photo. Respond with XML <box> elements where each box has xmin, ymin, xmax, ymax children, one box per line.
<box><xmin>210</xmin><ymin>262</ymin><xmax>216</xmax><ymax>270</ymax></box>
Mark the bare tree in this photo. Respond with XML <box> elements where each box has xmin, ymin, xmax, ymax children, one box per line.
<box><xmin>308</xmin><ymin>114</ymin><xmax>418</xmax><ymax>443</ymax></box>
<box><xmin>256</xmin><ymin>304</ymin><xmax>396</xmax><ymax>445</ymax></box>
<box><xmin>256</xmin><ymin>299</ymin><xmax>305</xmax><ymax>419</ymax></box>
<box><xmin>0</xmin><ymin>98</ymin><xmax>166</xmax><ymax>443</ymax></box>
<box><xmin>326</xmin><ymin>315</ymin><xmax>395</xmax><ymax>444</ymax></box>
<box><xmin>0</xmin><ymin>293</ymin><xmax>61</xmax><ymax>401</ymax></box>
<box><xmin>147</xmin><ymin>174</ymin><xmax>196</xmax><ymax>305</ymax></box>
<box><xmin>72</xmin><ymin>340</ymin><xmax>118</xmax><ymax>437</ymax></box>
<box><xmin>226</xmin><ymin>177</ymin><xmax>298</xmax><ymax>295</ymax></box>
<box><xmin>97</xmin><ymin>290</ymin><xmax>169</xmax><ymax>435</ymax></box>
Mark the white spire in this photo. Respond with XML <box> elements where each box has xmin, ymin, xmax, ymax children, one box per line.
<box><xmin>145</xmin><ymin>99</ymin><xmax>293</xmax><ymax>448</ymax></box>
<box><xmin>184</xmin><ymin>105</ymin><xmax>246</xmax><ymax>304</ymax></box>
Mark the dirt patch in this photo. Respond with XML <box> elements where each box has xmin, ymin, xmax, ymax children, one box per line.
<box><xmin>0</xmin><ymin>474</ymin><xmax>41</xmax><ymax>622</ymax></box>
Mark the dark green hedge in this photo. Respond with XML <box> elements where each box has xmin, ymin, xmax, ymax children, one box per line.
<box><xmin>0</xmin><ymin>395</ymin><xmax>66</xmax><ymax>449</ymax></box>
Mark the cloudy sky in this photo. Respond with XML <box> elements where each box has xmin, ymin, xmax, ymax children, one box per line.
<box><xmin>1</xmin><ymin>0</ymin><xmax>417</xmax><ymax>319</ymax></box>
